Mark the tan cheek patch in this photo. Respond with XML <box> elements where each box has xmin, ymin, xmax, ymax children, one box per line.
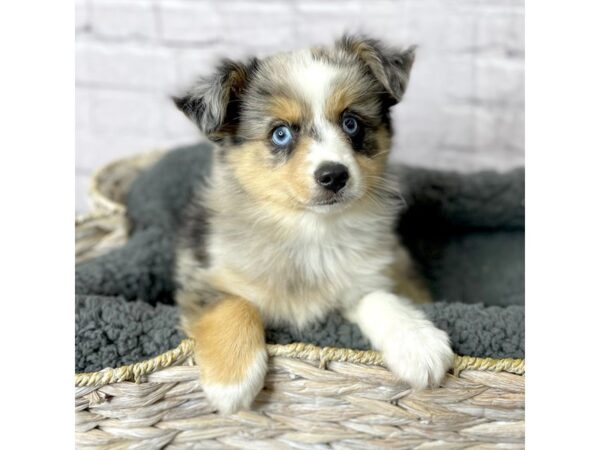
<box><xmin>281</xmin><ymin>137</ymin><xmax>313</xmax><ymax>204</ymax></box>
<box><xmin>227</xmin><ymin>139</ymin><xmax>314</xmax><ymax>208</ymax></box>
<box><xmin>227</xmin><ymin>142</ymin><xmax>287</xmax><ymax>205</ymax></box>
<box><xmin>356</xmin><ymin>126</ymin><xmax>391</xmax><ymax>190</ymax></box>
<box><xmin>373</xmin><ymin>126</ymin><xmax>392</xmax><ymax>160</ymax></box>
<box><xmin>189</xmin><ymin>296</ymin><xmax>265</xmax><ymax>385</ymax></box>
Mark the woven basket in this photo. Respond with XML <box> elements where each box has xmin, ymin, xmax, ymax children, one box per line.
<box><xmin>75</xmin><ymin>150</ymin><xmax>525</xmax><ymax>449</ymax></box>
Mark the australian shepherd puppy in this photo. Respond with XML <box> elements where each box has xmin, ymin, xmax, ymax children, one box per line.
<box><xmin>173</xmin><ymin>34</ymin><xmax>453</xmax><ymax>414</ymax></box>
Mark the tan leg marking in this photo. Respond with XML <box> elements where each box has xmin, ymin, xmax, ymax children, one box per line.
<box><xmin>386</xmin><ymin>248</ymin><xmax>433</xmax><ymax>304</ymax></box>
<box><xmin>187</xmin><ymin>296</ymin><xmax>266</xmax><ymax>385</ymax></box>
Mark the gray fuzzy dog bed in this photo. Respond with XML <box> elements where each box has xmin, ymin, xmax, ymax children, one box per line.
<box><xmin>76</xmin><ymin>143</ymin><xmax>524</xmax><ymax>373</ymax></box>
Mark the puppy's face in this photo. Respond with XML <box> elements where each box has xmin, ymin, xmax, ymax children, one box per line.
<box><xmin>176</xmin><ymin>35</ymin><xmax>415</xmax><ymax>213</ymax></box>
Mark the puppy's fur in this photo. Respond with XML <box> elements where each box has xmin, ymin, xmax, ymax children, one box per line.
<box><xmin>174</xmin><ymin>34</ymin><xmax>453</xmax><ymax>414</ymax></box>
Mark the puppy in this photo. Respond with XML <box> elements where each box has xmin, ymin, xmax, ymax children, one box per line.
<box><xmin>173</xmin><ymin>34</ymin><xmax>454</xmax><ymax>414</ymax></box>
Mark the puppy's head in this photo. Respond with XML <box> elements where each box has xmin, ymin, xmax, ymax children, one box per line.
<box><xmin>175</xmin><ymin>34</ymin><xmax>415</xmax><ymax>213</ymax></box>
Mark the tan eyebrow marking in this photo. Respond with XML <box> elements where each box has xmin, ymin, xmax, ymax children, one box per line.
<box><xmin>267</xmin><ymin>95</ymin><xmax>310</xmax><ymax>126</ymax></box>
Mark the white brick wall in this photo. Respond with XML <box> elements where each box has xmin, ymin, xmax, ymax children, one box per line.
<box><xmin>76</xmin><ymin>0</ymin><xmax>524</xmax><ymax>212</ymax></box>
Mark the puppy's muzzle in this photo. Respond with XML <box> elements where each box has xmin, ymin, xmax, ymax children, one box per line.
<box><xmin>314</xmin><ymin>162</ymin><xmax>349</xmax><ymax>193</ymax></box>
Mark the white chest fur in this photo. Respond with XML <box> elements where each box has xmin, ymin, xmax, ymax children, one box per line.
<box><xmin>207</xmin><ymin>201</ymin><xmax>400</xmax><ymax>328</ymax></box>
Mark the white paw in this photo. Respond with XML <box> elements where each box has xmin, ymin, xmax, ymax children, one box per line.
<box><xmin>383</xmin><ymin>322</ymin><xmax>454</xmax><ymax>390</ymax></box>
<box><xmin>201</xmin><ymin>350</ymin><xmax>268</xmax><ymax>414</ymax></box>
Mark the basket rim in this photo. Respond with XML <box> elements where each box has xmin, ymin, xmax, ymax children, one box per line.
<box><xmin>75</xmin><ymin>338</ymin><xmax>525</xmax><ymax>387</ymax></box>
<box><xmin>88</xmin><ymin>148</ymin><xmax>168</xmax><ymax>214</ymax></box>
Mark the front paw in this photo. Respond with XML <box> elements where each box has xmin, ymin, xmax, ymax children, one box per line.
<box><xmin>201</xmin><ymin>349</ymin><xmax>268</xmax><ymax>414</ymax></box>
<box><xmin>383</xmin><ymin>323</ymin><xmax>454</xmax><ymax>390</ymax></box>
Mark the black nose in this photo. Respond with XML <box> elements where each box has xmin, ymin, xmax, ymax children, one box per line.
<box><xmin>314</xmin><ymin>162</ymin><xmax>349</xmax><ymax>193</ymax></box>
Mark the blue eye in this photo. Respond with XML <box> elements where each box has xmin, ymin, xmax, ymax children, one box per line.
<box><xmin>272</xmin><ymin>126</ymin><xmax>293</xmax><ymax>147</ymax></box>
<box><xmin>342</xmin><ymin>116</ymin><xmax>359</xmax><ymax>136</ymax></box>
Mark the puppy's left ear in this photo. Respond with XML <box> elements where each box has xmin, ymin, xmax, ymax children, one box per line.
<box><xmin>336</xmin><ymin>34</ymin><xmax>416</xmax><ymax>104</ymax></box>
<box><xmin>173</xmin><ymin>58</ymin><xmax>258</xmax><ymax>140</ymax></box>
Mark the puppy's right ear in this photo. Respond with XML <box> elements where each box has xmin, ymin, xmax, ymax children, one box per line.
<box><xmin>173</xmin><ymin>58</ymin><xmax>258</xmax><ymax>140</ymax></box>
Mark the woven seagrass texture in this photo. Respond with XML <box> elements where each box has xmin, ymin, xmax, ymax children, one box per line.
<box><xmin>88</xmin><ymin>150</ymin><xmax>165</xmax><ymax>215</ymax></box>
<box><xmin>76</xmin><ymin>213</ymin><xmax>128</xmax><ymax>263</ymax></box>
<box><xmin>76</xmin><ymin>351</ymin><xmax>524</xmax><ymax>449</ymax></box>
<box><xmin>78</xmin><ymin>150</ymin><xmax>166</xmax><ymax>262</ymax></box>
<box><xmin>75</xmin><ymin>151</ymin><xmax>525</xmax><ymax>449</ymax></box>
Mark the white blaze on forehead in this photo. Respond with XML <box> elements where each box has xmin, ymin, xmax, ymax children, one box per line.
<box><xmin>288</xmin><ymin>52</ymin><xmax>359</xmax><ymax>179</ymax></box>
<box><xmin>289</xmin><ymin>51</ymin><xmax>338</xmax><ymax>118</ymax></box>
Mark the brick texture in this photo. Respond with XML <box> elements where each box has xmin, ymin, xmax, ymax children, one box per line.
<box><xmin>76</xmin><ymin>0</ymin><xmax>524</xmax><ymax>212</ymax></box>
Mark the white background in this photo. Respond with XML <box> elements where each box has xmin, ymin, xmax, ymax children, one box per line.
<box><xmin>75</xmin><ymin>0</ymin><xmax>524</xmax><ymax>211</ymax></box>
<box><xmin>4</xmin><ymin>1</ymin><xmax>600</xmax><ymax>448</ymax></box>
